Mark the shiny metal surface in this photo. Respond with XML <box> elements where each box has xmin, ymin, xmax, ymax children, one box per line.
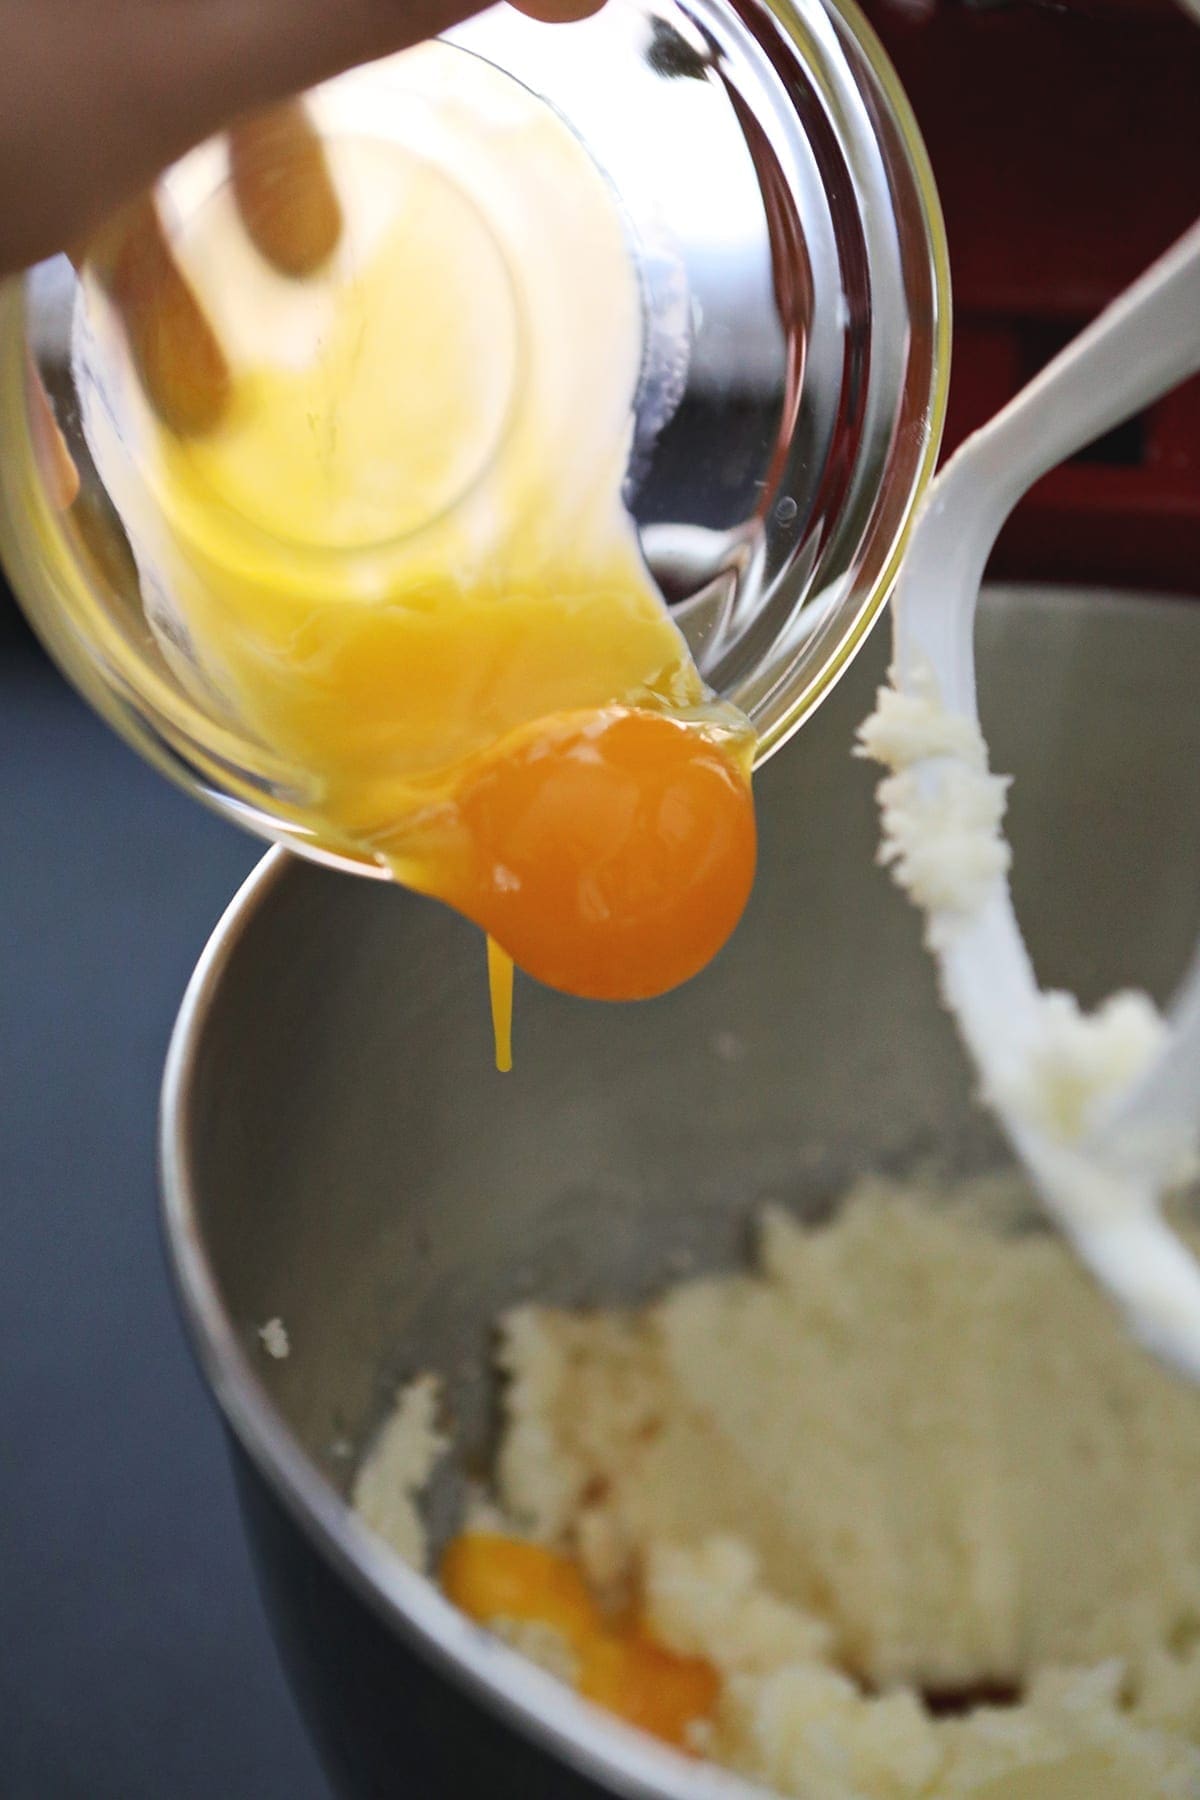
<box><xmin>163</xmin><ymin>585</ymin><xmax>1200</xmax><ymax>1797</ymax></box>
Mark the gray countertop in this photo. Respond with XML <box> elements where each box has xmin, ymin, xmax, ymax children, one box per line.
<box><xmin>0</xmin><ymin>622</ymin><xmax>328</xmax><ymax>1798</ymax></box>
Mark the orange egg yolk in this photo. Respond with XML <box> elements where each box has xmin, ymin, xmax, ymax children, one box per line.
<box><xmin>410</xmin><ymin>708</ymin><xmax>756</xmax><ymax>1005</ymax></box>
<box><xmin>441</xmin><ymin>1533</ymin><xmax>720</xmax><ymax>1751</ymax></box>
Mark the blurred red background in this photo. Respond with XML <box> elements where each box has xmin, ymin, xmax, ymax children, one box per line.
<box><xmin>864</xmin><ymin>0</ymin><xmax>1200</xmax><ymax>589</ymax></box>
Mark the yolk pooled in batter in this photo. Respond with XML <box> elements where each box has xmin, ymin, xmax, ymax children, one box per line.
<box><xmin>77</xmin><ymin>47</ymin><xmax>756</xmax><ymax>1057</ymax></box>
<box><xmin>441</xmin><ymin>1533</ymin><xmax>720</xmax><ymax>1750</ymax></box>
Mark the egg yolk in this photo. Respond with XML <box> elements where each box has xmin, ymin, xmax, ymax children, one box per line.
<box><xmin>441</xmin><ymin>1533</ymin><xmax>720</xmax><ymax>1751</ymax></box>
<box><xmin>417</xmin><ymin>708</ymin><xmax>755</xmax><ymax>1004</ymax></box>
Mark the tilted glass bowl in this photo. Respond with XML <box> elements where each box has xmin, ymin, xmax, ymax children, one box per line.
<box><xmin>0</xmin><ymin>0</ymin><xmax>949</xmax><ymax>877</ymax></box>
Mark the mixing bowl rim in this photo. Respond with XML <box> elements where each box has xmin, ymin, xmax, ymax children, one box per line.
<box><xmin>161</xmin><ymin>845</ymin><xmax>773</xmax><ymax>1800</ymax></box>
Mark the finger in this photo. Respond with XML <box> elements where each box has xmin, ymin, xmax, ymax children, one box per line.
<box><xmin>86</xmin><ymin>196</ymin><xmax>232</xmax><ymax>439</ymax></box>
<box><xmin>229</xmin><ymin>102</ymin><xmax>343</xmax><ymax>280</ymax></box>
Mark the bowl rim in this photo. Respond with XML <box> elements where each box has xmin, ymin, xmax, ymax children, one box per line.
<box><xmin>161</xmin><ymin>844</ymin><xmax>772</xmax><ymax>1800</ymax></box>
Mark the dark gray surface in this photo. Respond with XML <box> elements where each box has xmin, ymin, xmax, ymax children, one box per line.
<box><xmin>0</xmin><ymin>625</ymin><xmax>328</xmax><ymax>1799</ymax></box>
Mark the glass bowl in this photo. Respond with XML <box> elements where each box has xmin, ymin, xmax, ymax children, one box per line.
<box><xmin>0</xmin><ymin>0</ymin><xmax>949</xmax><ymax>878</ymax></box>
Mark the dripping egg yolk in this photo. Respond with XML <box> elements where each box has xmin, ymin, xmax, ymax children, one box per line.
<box><xmin>442</xmin><ymin>709</ymin><xmax>755</xmax><ymax>1003</ymax></box>
<box><xmin>77</xmin><ymin>45</ymin><xmax>758</xmax><ymax>1039</ymax></box>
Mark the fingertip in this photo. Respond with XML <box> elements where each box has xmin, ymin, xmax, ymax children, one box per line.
<box><xmin>506</xmin><ymin>0</ymin><xmax>607</xmax><ymax>23</ymax></box>
<box><xmin>230</xmin><ymin>102</ymin><xmax>344</xmax><ymax>280</ymax></box>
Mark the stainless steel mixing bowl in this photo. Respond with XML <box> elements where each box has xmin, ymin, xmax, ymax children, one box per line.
<box><xmin>162</xmin><ymin>586</ymin><xmax>1200</xmax><ymax>1799</ymax></box>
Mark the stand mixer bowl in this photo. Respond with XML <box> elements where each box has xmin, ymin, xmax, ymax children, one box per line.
<box><xmin>161</xmin><ymin>587</ymin><xmax>1200</xmax><ymax>1798</ymax></box>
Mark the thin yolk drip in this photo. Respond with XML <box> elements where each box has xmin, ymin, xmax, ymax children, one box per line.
<box><xmin>441</xmin><ymin>1533</ymin><xmax>720</xmax><ymax>1752</ymax></box>
<box><xmin>486</xmin><ymin>936</ymin><xmax>514</xmax><ymax>1074</ymax></box>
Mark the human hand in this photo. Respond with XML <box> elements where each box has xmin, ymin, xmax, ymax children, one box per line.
<box><xmin>15</xmin><ymin>0</ymin><xmax>603</xmax><ymax>487</ymax></box>
<box><xmin>0</xmin><ymin>0</ymin><xmax>601</xmax><ymax>275</ymax></box>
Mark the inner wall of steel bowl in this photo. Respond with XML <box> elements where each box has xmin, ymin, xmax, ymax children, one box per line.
<box><xmin>169</xmin><ymin>587</ymin><xmax>1200</xmax><ymax>1536</ymax></box>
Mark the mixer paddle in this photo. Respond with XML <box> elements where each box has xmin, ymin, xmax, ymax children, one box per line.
<box><xmin>859</xmin><ymin>218</ymin><xmax>1200</xmax><ymax>1377</ymax></box>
